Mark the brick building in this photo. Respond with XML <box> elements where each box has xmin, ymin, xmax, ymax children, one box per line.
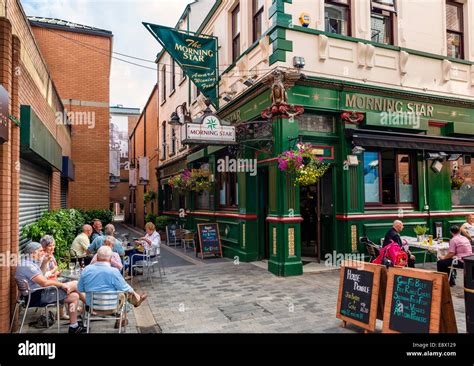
<box><xmin>29</xmin><ymin>17</ymin><xmax>113</xmax><ymax>210</ymax></box>
<box><xmin>128</xmin><ymin>85</ymin><xmax>159</xmax><ymax>229</ymax></box>
<box><xmin>0</xmin><ymin>0</ymin><xmax>72</xmax><ymax>332</ymax></box>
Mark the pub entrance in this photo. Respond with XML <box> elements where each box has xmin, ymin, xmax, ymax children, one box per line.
<box><xmin>299</xmin><ymin>167</ymin><xmax>334</xmax><ymax>262</ymax></box>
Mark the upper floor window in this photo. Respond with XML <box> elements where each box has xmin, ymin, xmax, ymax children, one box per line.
<box><xmin>446</xmin><ymin>1</ymin><xmax>464</xmax><ymax>59</ymax></box>
<box><xmin>325</xmin><ymin>0</ymin><xmax>350</xmax><ymax>36</ymax></box>
<box><xmin>170</xmin><ymin>128</ymin><xmax>176</xmax><ymax>155</ymax></box>
<box><xmin>232</xmin><ymin>3</ymin><xmax>241</xmax><ymax>62</ymax></box>
<box><xmin>371</xmin><ymin>0</ymin><xmax>396</xmax><ymax>45</ymax></box>
<box><xmin>161</xmin><ymin>122</ymin><xmax>166</xmax><ymax>160</ymax></box>
<box><xmin>252</xmin><ymin>0</ymin><xmax>264</xmax><ymax>43</ymax></box>
<box><xmin>170</xmin><ymin>58</ymin><xmax>176</xmax><ymax>93</ymax></box>
<box><xmin>161</xmin><ymin>65</ymin><xmax>166</xmax><ymax>102</ymax></box>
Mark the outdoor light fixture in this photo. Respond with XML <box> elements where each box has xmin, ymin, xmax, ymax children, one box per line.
<box><xmin>447</xmin><ymin>154</ymin><xmax>462</xmax><ymax>161</ymax></box>
<box><xmin>293</xmin><ymin>56</ymin><xmax>305</xmax><ymax>69</ymax></box>
<box><xmin>169</xmin><ymin>102</ymin><xmax>191</xmax><ymax>126</ymax></box>
<box><xmin>424</xmin><ymin>152</ymin><xmax>442</xmax><ymax>160</ymax></box>
<box><xmin>352</xmin><ymin>145</ymin><xmax>365</xmax><ymax>155</ymax></box>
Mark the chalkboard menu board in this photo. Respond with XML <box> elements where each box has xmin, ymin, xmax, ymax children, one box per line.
<box><xmin>340</xmin><ymin>267</ymin><xmax>374</xmax><ymax>325</ymax></box>
<box><xmin>382</xmin><ymin>267</ymin><xmax>457</xmax><ymax>333</ymax></box>
<box><xmin>389</xmin><ymin>275</ymin><xmax>432</xmax><ymax>333</ymax></box>
<box><xmin>336</xmin><ymin>261</ymin><xmax>386</xmax><ymax>332</ymax></box>
<box><xmin>166</xmin><ymin>225</ymin><xmax>177</xmax><ymax>245</ymax></box>
<box><xmin>197</xmin><ymin>223</ymin><xmax>222</xmax><ymax>259</ymax></box>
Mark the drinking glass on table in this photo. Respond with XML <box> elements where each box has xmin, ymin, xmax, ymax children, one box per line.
<box><xmin>68</xmin><ymin>261</ymin><xmax>75</xmax><ymax>273</ymax></box>
<box><xmin>74</xmin><ymin>261</ymin><xmax>80</xmax><ymax>275</ymax></box>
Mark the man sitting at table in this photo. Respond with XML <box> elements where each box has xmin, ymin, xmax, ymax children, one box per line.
<box><xmin>90</xmin><ymin>236</ymin><xmax>123</xmax><ymax>271</ymax></box>
<box><xmin>70</xmin><ymin>224</ymin><xmax>93</xmax><ymax>260</ymax></box>
<box><xmin>461</xmin><ymin>214</ymin><xmax>474</xmax><ymax>245</ymax></box>
<box><xmin>437</xmin><ymin>225</ymin><xmax>473</xmax><ymax>286</ymax></box>
<box><xmin>77</xmin><ymin>246</ymin><xmax>148</xmax><ymax>328</ymax></box>
<box><xmin>383</xmin><ymin>220</ymin><xmax>416</xmax><ymax>268</ymax></box>
<box><xmin>15</xmin><ymin>242</ymin><xmax>87</xmax><ymax>333</ymax></box>
<box><xmin>90</xmin><ymin>219</ymin><xmax>104</xmax><ymax>242</ymax></box>
<box><xmin>87</xmin><ymin>223</ymin><xmax>124</xmax><ymax>256</ymax></box>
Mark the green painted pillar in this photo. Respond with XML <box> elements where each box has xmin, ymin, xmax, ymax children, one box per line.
<box><xmin>267</xmin><ymin>116</ymin><xmax>303</xmax><ymax>276</ymax></box>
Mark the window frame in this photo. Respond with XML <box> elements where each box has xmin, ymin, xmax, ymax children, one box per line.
<box><xmin>161</xmin><ymin>65</ymin><xmax>167</xmax><ymax>103</ymax></box>
<box><xmin>370</xmin><ymin>7</ymin><xmax>395</xmax><ymax>45</ymax></box>
<box><xmin>231</xmin><ymin>3</ymin><xmax>241</xmax><ymax>62</ymax></box>
<box><xmin>170</xmin><ymin>127</ymin><xmax>176</xmax><ymax>156</ymax></box>
<box><xmin>170</xmin><ymin>58</ymin><xmax>176</xmax><ymax>94</ymax></box>
<box><xmin>217</xmin><ymin>170</ymin><xmax>239</xmax><ymax>209</ymax></box>
<box><xmin>450</xmin><ymin>154</ymin><xmax>474</xmax><ymax>208</ymax></box>
<box><xmin>446</xmin><ymin>0</ymin><xmax>464</xmax><ymax>59</ymax></box>
<box><xmin>324</xmin><ymin>0</ymin><xmax>352</xmax><ymax>37</ymax></box>
<box><xmin>161</xmin><ymin>121</ymin><xmax>167</xmax><ymax>160</ymax></box>
<box><xmin>252</xmin><ymin>0</ymin><xmax>264</xmax><ymax>43</ymax></box>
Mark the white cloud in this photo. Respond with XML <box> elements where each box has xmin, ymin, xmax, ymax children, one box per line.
<box><xmin>22</xmin><ymin>0</ymin><xmax>191</xmax><ymax>108</ymax></box>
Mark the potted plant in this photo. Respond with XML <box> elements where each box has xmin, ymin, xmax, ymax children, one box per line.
<box><xmin>413</xmin><ymin>225</ymin><xmax>428</xmax><ymax>242</ymax></box>
<box><xmin>278</xmin><ymin>143</ymin><xmax>330</xmax><ymax>186</ymax></box>
<box><xmin>190</xmin><ymin>168</ymin><xmax>213</xmax><ymax>192</ymax></box>
<box><xmin>169</xmin><ymin>169</ymin><xmax>192</xmax><ymax>193</ymax></box>
<box><xmin>451</xmin><ymin>174</ymin><xmax>464</xmax><ymax>190</ymax></box>
<box><xmin>143</xmin><ymin>191</ymin><xmax>157</xmax><ymax>204</ymax></box>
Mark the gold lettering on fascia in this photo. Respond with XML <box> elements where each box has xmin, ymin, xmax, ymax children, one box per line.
<box><xmin>345</xmin><ymin>94</ymin><xmax>434</xmax><ymax>117</ymax></box>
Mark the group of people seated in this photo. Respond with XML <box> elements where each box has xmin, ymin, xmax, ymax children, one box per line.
<box><xmin>13</xmin><ymin>218</ymin><xmax>161</xmax><ymax>333</ymax></box>
<box><xmin>381</xmin><ymin>215</ymin><xmax>474</xmax><ymax>286</ymax></box>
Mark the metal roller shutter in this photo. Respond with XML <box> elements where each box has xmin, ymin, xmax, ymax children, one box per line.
<box><xmin>19</xmin><ymin>159</ymin><xmax>50</xmax><ymax>252</ymax></box>
<box><xmin>60</xmin><ymin>178</ymin><xmax>68</xmax><ymax>209</ymax></box>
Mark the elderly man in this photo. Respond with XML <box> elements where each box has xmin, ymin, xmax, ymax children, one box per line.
<box><xmin>77</xmin><ymin>246</ymin><xmax>147</xmax><ymax>328</ymax></box>
<box><xmin>70</xmin><ymin>224</ymin><xmax>92</xmax><ymax>259</ymax></box>
<box><xmin>383</xmin><ymin>220</ymin><xmax>416</xmax><ymax>268</ymax></box>
<box><xmin>15</xmin><ymin>242</ymin><xmax>86</xmax><ymax>333</ymax></box>
<box><xmin>461</xmin><ymin>214</ymin><xmax>474</xmax><ymax>244</ymax></box>
<box><xmin>88</xmin><ymin>223</ymin><xmax>124</xmax><ymax>256</ymax></box>
<box><xmin>90</xmin><ymin>236</ymin><xmax>123</xmax><ymax>271</ymax></box>
<box><xmin>90</xmin><ymin>219</ymin><xmax>104</xmax><ymax>242</ymax></box>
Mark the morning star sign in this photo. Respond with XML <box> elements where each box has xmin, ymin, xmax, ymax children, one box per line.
<box><xmin>143</xmin><ymin>22</ymin><xmax>219</xmax><ymax>108</ymax></box>
<box><xmin>183</xmin><ymin>114</ymin><xmax>236</xmax><ymax>145</ymax></box>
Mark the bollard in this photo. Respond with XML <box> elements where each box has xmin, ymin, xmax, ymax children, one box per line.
<box><xmin>463</xmin><ymin>255</ymin><xmax>474</xmax><ymax>333</ymax></box>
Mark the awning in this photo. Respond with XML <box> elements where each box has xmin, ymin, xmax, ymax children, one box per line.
<box><xmin>346</xmin><ymin>129</ymin><xmax>474</xmax><ymax>153</ymax></box>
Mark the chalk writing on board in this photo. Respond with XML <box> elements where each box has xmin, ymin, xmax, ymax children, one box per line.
<box><xmin>339</xmin><ymin>268</ymin><xmax>373</xmax><ymax>324</ymax></box>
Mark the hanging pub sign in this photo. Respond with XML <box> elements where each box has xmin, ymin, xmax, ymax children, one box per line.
<box><xmin>143</xmin><ymin>22</ymin><xmax>219</xmax><ymax>108</ymax></box>
<box><xmin>0</xmin><ymin>85</ymin><xmax>9</xmax><ymax>144</ymax></box>
<box><xmin>183</xmin><ymin>114</ymin><xmax>236</xmax><ymax>145</ymax></box>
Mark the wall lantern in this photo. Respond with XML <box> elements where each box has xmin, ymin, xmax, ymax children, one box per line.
<box><xmin>169</xmin><ymin>102</ymin><xmax>192</xmax><ymax>126</ymax></box>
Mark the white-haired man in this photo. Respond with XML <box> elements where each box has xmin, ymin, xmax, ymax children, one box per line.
<box><xmin>87</xmin><ymin>223</ymin><xmax>124</xmax><ymax>256</ymax></box>
<box><xmin>383</xmin><ymin>220</ymin><xmax>416</xmax><ymax>267</ymax></box>
<box><xmin>70</xmin><ymin>224</ymin><xmax>93</xmax><ymax>258</ymax></box>
<box><xmin>77</xmin><ymin>246</ymin><xmax>147</xmax><ymax>328</ymax></box>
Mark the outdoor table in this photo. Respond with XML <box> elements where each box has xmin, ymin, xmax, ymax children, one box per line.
<box><xmin>401</xmin><ymin>236</ymin><xmax>450</xmax><ymax>266</ymax></box>
<box><xmin>59</xmin><ymin>269</ymin><xmax>81</xmax><ymax>282</ymax></box>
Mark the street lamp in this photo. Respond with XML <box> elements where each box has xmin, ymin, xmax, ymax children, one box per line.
<box><xmin>169</xmin><ymin>102</ymin><xmax>191</xmax><ymax>126</ymax></box>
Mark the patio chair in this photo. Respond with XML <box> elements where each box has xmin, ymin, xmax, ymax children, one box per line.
<box><xmin>84</xmin><ymin>291</ymin><xmax>127</xmax><ymax>333</ymax></box>
<box><xmin>359</xmin><ymin>236</ymin><xmax>380</xmax><ymax>262</ymax></box>
<box><xmin>10</xmin><ymin>280</ymin><xmax>61</xmax><ymax>333</ymax></box>
<box><xmin>182</xmin><ymin>230</ymin><xmax>196</xmax><ymax>253</ymax></box>
<box><xmin>447</xmin><ymin>257</ymin><xmax>463</xmax><ymax>286</ymax></box>
<box><xmin>130</xmin><ymin>245</ymin><xmax>163</xmax><ymax>283</ymax></box>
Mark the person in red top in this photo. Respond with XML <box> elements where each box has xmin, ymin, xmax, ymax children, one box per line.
<box><xmin>437</xmin><ymin>225</ymin><xmax>473</xmax><ymax>286</ymax></box>
<box><xmin>40</xmin><ymin>235</ymin><xmax>61</xmax><ymax>280</ymax></box>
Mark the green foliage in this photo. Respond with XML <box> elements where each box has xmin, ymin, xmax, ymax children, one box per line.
<box><xmin>155</xmin><ymin>215</ymin><xmax>173</xmax><ymax>231</ymax></box>
<box><xmin>145</xmin><ymin>213</ymin><xmax>158</xmax><ymax>225</ymax></box>
<box><xmin>144</xmin><ymin>191</ymin><xmax>157</xmax><ymax>204</ymax></box>
<box><xmin>79</xmin><ymin>209</ymin><xmax>114</xmax><ymax>226</ymax></box>
<box><xmin>413</xmin><ymin>225</ymin><xmax>429</xmax><ymax>236</ymax></box>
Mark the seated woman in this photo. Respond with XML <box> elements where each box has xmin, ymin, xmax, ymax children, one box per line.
<box><xmin>128</xmin><ymin>222</ymin><xmax>161</xmax><ymax>276</ymax></box>
<box><xmin>437</xmin><ymin>225</ymin><xmax>473</xmax><ymax>286</ymax></box>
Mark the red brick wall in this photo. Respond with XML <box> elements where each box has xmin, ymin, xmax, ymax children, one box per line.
<box><xmin>31</xmin><ymin>26</ymin><xmax>112</xmax><ymax>209</ymax></box>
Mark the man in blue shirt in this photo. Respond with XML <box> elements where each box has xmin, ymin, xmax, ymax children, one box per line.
<box><xmin>77</xmin><ymin>246</ymin><xmax>147</xmax><ymax>328</ymax></box>
<box><xmin>87</xmin><ymin>223</ymin><xmax>124</xmax><ymax>256</ymax></box>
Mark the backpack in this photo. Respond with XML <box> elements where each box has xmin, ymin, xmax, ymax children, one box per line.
<box><xmin>372</xmin><ymin>240</ymin><xmax>408</xmax><ymax>268</ymax></box>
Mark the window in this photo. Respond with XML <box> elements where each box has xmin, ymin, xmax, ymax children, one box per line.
<box><xmin>446</xmin><ymin>1</ymin><xmax>464</xmax><ymax>59</ymax></box>
<box><xmin>450</xmin><ymin>155</ymin><xmax>473</xmax><ymax>206</ymax></box>
<box><xmin>161</xmin><ymin>122</ymin><xmax>166</xmax><ymax>160</ymax></box>
<box><xmin>170</xmin><ymin>58</ymin><xmax>176</xmax><ymax>93</ymax></box>
<box><xmin>180</xmin><ymin>65</ymin><xmax>186</xmax><ymax>82</ymax></box>
<box><xmin>297</xmin><ymin>114</ymin><xmax>336</xmax><ymax>133</ymax></box>
<box><xmin>252</xmin><ymin>0</ymin><xmax>264</xmax><ymax>43</ymax></box>
<box><xmin>363</xmin><ymin>149</ymin><xmax>416</xmax><ymax>206</ymax></box>
<box><xmin>218</xmin><ymin>171</ymin><xmax>238</xmax><ymax>208</ymax></box>
<box><xmin>371</xmin><ymin>0</ymin><xmax>396</xmax><ymax>45</ymax></box>
<box><xmin>170</xmin><ymin>128</ymin><xmax>176</xmax><ymax>155</ymax></box>
<box><xmin>232</xmin><ymin>4</ymin><xmax>241</xmax><ymax>62</ymax></box>
<box><xmin>161</xmin><ymin>65</ymin><xmax>166</xmax><ymax>102</ymax></box>
<box><xmin>325</xmin><ymin>0</ymin><xmax>350</xmax><ymax>36</ymax></box>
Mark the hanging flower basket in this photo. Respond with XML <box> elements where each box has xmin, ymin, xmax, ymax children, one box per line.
<box><xmin>169</xmin><ymin>169</ymin><xmax>192</xmax><ymax>193</ymax></box>
<box><xmin>190</xmin><ymin>168</ymin><xmax>213</xmax><ymax>192</ymax></box>
<box><xmin>451</xmin><ymin>175</ymin><xmax>464</xmax><ymax>190</ymax></box>
<box><xmin>278</xmin><ymin>143</ymin><xmax>330</xmax><ymax>186</ymax></box>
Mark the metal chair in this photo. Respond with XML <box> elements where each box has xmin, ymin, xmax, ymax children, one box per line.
<box><xmin>359</xmin><ymin>236</ymin><xmax>380</xmax><ymax>262</ymax></box>
<box><xmin>84</xmin><ymin>291</ymin><xmax>127</xmax><ymax>333</ymax></box>
<box><xmin>131</xmin><ymin>245</ymin><xmax>163</xmax><ymax>283</ymax></box>
<box><xmin>10</xmin><ymin>279</ymin><xmax>61</xmax><ymax>333</ymax></box>
<box><xmin>447</xmin><ymin>257</ymin><xmax>463</xmax><ymax>285</ymax></box>
<box><xmin>182</xmin><ymin>230</ymin><xmax>196</xmax><ymax>253</ymax></box>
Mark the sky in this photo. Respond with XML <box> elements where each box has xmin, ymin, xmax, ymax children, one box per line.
<box><xmin>21</xmin><ymin>0</ymin><xmax>192</xmax><ymax>112</ymax></box>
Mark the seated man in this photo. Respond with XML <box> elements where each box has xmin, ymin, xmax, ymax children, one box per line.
<box><xmin>90</xmin><ymin>236</ymin><xmax>123</xmax><ymax>271</ymax></box>
<box><xmin>461</xmin><ymin>214</ymin><xmax>474</xmax><ymax>245</ymax></box>
<box><xmin>90</xmin><ymin>219</ymin><xmax>104</xmax><ymax>242</ymax></box>
<box><xmin>87</xmin><ymin>223</ymin><xmax>124</xmax><ymax>256</ymax></box>
<box><xmin>383</xmin><ymin>220</ymin><xmax>416</xmax><ymax>268</ymax></box>
<box><xmin>77</xmin><ymin>246</ymin><xmax>148</xmax><ymax>328</ymax></box>
<box><xmin>437</xmin><ymin>225</ymin><xmax>473</xmax><ymax>286</ymax></box>
<box><xmin>71</xmin><ymin>224</ymin><xmax>93</xmax><ymax>259</ymax></box>
<box><xmin>15</xmin><ymin>242</ymin><xmax>86</xmax><ymax>333</ymax></box>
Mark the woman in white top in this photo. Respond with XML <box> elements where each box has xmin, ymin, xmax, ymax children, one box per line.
<box><xmin>138</xmin><ymin>222</ymin><xmax>161</xmax><ymax>255</ymax></box>
<box><xmin>461</xmin><ymin>214</ymin><xmax>474</xmax><ymax>244</ymax></box>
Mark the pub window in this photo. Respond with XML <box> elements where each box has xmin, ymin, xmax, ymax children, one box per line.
<box><xmin>446</xmin><ymin>1</ymin><xmax>464</xmax><ymax>59</ymax></box>
<box><xmin>170</xmin><ymin>128</ymin><xmax>176</xmax><ymax>155</ymax></box>
<box><xmin>161</xmin><ymin>65</ymin><xmax>166</xmax><ymax>102</ymax></box>
<box><xmin>297</xmin><ymin>114</ymin><xmax>336</xmax><ymax>133</ymax></box>
<box><xmin>170</xmin><ymin>58</ymin><xmax>176</xmax><ymax>93</ymax></box>
<box><xmin>218</xmin><ymin>171</ymin><xmax>239</xmax><ymax>208</ymax></box>
<box><xmin>231</xmin><ymin>3</ymin><xmax>241</xmax><ymax>62</ymax></box>
<box><xmin>450</xmin><ymin>155</ymin><xmax>474</xmax><ymax>207</ymax></box>
<box><xmin>252</xmin><ymin>0</ymin><xmax>264</xmax><ymax>43</ymax></box>
<box><xmin>371</xmin><ymin>0</ymin><xmax>396</xmax><ymax>45</ymax></box>
<box><xmin>325</xmin><ymin>0</ymin><xmax>350</xmax><ymax>37</ymax></box>
<box><xmin>363</xmin><ymin>149</ymin><xmax>416</xmax><ymax>206</ymax></box>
